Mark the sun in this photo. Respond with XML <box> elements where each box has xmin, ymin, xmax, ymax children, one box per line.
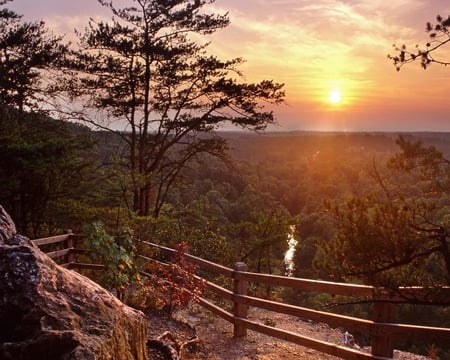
<box><xmin>328</xmin><ymin>90</ymin><xmax>342</xmax><ymax>104</ymax></box>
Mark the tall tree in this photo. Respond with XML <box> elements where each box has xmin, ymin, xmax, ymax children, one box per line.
<box><xmin>0</xmin><ymin>1</ymin><xmax>96</xmax><ymax>236</ymax></box>
<box><xmin>318</xmin><ymin>137</ymin><xmax>450</xmax><ymax>291</ymax></box>
<box><xmin>389</xmin><ymin>14</ymin><xmax>450</xmax><ymax>70</ymax></box>
<box><xmin>0</xmin><ymin>108</ymin><xmax>98</xmax><ymax>237</ymax></box>
<box><xmin>66</xmin><ymin>0</ymin><xmax>285</xmax><ymax>217</ymax></box>
<box><xmin>0</xmin><ymin>0</ymin><xmax>65</xmax><ymax>112</ymax></box>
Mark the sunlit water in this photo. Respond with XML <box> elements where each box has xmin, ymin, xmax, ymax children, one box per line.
<box><xmin>284</xmin><ymin>225</ymin><xmax>298</xmax><ymax>277</ymax></box>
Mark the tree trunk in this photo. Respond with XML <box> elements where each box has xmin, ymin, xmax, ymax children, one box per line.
<box><xmin>137</xmin><ymin>185</ymin><xmax>152</xmax><ymax>216</ymax></box>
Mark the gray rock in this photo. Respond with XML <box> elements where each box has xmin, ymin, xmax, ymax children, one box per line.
<box><xmin>0</xmin><ymin>205</ymin><xmax>17</xmax><ymax>245</ymax></box>
<box><xmin>0</xmin><ymin>206</ymin><xmax>148</xmax><ymax>360</ymax></box>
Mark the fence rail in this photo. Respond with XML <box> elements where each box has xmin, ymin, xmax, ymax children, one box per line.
<box><xmin>31</xmin><ymin>235</ymin><xmax>450</xmax><ymax>360</ymax></box>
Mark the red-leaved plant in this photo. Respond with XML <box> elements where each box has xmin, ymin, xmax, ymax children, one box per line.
<box><xmin>146</xmin><ymin>242</ymin><xmax>205</xmax><ymax>313</ymax></box>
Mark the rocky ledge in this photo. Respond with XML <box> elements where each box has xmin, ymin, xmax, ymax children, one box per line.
<box><xmin>0</xmin><ymin>205</ymin><xmax>148</xmax><ymax>360</ymax></box>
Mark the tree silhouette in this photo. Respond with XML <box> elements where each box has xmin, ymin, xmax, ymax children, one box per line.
<box><xmin>0</xmin><ymin>0</ymin><xmax>65</xmax><ymax>112</ymax></box>
<box><xmin>65</xmin><ymin>0</ymin><xmax>285</xmax><ymax>217</ymax></box>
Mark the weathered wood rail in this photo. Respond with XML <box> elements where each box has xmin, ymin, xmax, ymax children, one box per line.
<box><xmin>32</xmin><ymin>234</ymin><xmax>450</xmax><ymax>360</ymax></box>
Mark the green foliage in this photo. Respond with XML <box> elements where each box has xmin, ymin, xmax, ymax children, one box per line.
<box><xmin>230</xmin><ymin>209</ymin><xmax>292</xmax><ymax>273</ymax></box>
<box><xmin>84</xmin><ymin>221</ymin><xmax>140</xmax><ymax>298</ymax></box>
<box><xmin>0</xmin><ymin>108</ymin><xmax>99</xmax><ymax>237</ymax></box>
<box><xmin>121</xmin><ymin>209</ymin><xmax>231</xmax><ymax>267</ymax></box>
<box><xmin>317</xmin><ymin>136</ymin><xmax>450</xmax><ymax>291</ymax></box>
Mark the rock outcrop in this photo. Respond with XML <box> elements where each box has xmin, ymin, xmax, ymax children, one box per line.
<box><xmin>0</xmin><ymin>206</ymin><xmax>148</xmax><ymax>360</ymax></box>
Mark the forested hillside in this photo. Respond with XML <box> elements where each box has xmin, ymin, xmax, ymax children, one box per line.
<box><xmin>2</xmin><ymin>110</ymin><xmax>448</xmax><ymax>291</ymax></box>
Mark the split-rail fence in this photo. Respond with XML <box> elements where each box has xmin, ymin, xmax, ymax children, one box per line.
<box><xmin>31</xmin><ymin>232</ymin><xmax>450</xmax><ymax>360</ymax></box>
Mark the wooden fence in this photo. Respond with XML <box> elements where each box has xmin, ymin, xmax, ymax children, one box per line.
<box><xmin>31</xmin><ymin>233</ymin><xmax>450</xmax><ymax>360</ymax></box>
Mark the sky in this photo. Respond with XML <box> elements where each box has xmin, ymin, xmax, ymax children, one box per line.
<box><xmin>8</xmin><ymin>0</ymin><xmax>450</xmax><ymax>132</ymax></box>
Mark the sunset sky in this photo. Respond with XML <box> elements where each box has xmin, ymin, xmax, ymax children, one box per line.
<box><xmin>9</xmin><ymin>0</ymin><xmax>450</xmax><ymax>132</ymax></box>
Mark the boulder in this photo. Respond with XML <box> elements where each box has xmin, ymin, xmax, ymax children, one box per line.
<box><xmin>0</xmin><ymin>206</ymin><xmax>148</xmax><ymax>360</ymax></box>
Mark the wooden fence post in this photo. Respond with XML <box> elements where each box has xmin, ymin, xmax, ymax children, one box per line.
<box><xmin>233</xmin><ymin>262</ymin><xmax>248</xmax><ymax>338</ymax></box>
<box><xmin>371</xmin><ymin>301</ymin><xmax>396</xmax><ymax>358</ymax></box>
<box><xmin>65</xmin><ymin>229</ymin><xmax>74</xmax><ymax>265</ymax></box>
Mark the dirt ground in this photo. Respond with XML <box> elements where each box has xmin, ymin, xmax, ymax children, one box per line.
<box><xmin>145</xmin><ymin>304</ymin><xmax>433</xmax><ymax>360</ymax></box>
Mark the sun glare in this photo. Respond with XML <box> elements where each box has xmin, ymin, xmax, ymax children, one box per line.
<box><xmin>328</xmin><ymin>90</ymin><xmax>342</xmax><ymax>104</ymax></box>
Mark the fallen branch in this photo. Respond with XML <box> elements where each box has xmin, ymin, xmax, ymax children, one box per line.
<box><xmin>146</xmin><ymin>331</ymin><xmax>201</xmax><ymax>360</ymax></box>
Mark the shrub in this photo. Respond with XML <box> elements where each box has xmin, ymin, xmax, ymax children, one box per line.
<box><xmin>84</xmin><ymin>221</ymin><xmax>141</xmax><ymax>300</ymax></box>
<box><xmin>145</xmin><ymin>242</ymin><xmax>205</xmax><ymax>313</ymax></box>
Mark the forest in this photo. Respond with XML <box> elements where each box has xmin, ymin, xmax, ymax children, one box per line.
<box><xmin>1</xmin><ymin>0</ymin><xmax>449</xmax><ymax>356</ymax></box>
<box><xmin>2</xmin><ymin>108</ymin><xmax>449</xmax><ymax>316</ymax></box>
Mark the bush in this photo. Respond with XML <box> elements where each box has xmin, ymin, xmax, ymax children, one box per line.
<box><xmin>84</xmin><ymin>221</ymin><xmax>141</xmax><ymax>299</ymax></box>
<box><xmin>145</xmin><ymin>242</ymin><xmax>205</xmax><ymax>313</ymax></box>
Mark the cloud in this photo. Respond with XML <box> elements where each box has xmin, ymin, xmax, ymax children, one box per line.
<box><xmin>211</xmin><ymin>1</ymin><xmax>393</xmax><ymax>102</ymax></box>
